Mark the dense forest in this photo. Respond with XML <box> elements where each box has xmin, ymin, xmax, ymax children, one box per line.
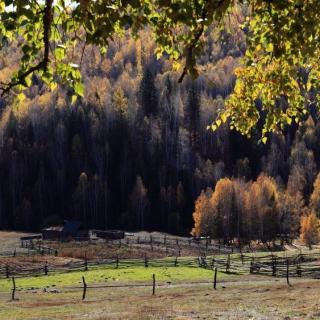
<box><xmin>0</xmin><ymin>13</ymin><xmax>320</xmax><ymax>242</ymax></box>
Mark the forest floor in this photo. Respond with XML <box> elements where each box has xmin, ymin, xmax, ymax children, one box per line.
<box><xmin>1</xmin><ymin>231</ymin><xmax>320</xmax><ymax>319</ymax></box>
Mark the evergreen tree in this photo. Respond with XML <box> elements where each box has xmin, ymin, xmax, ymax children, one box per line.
<box><xmin>130</xmin><ymin>176</ymin><xmax>148</xmax><ymax>230</ymax></box>
<box><xmin>139</xmin><ymin>67</ymin><xmax>158</xmax><ymax>117</ymax></box>
<box><xmin>184</xmin><ymin>82</ymin><xmax>200</xmax><ymax>152</ymax></box>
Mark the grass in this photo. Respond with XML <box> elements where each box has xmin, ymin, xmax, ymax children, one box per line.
<box><xmin>0</xmin><ymin>264</ymin><xmax>229</xmax><ymax>292</ymax></box>
<box><xmin>1</xmin><ymin>232</ymin><xmax>320</xmax><ymax>319</ymax></box>
<box><xmin>0</xmin><ymin>263</ymin><xmax>232</xmax><ymax>319</ymax></box>
<box><xmin>1</xmin><ymin>276</ymin><xmax>320</xmax><ymax>320</ymax></box>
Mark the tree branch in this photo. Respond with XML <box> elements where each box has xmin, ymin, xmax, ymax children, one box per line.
<box><xmin>0</xmin><ymin>0</ymin><xmax>53</xmax><ymax>96</ymax></box>
<box><xmin>178</xmin><ymin>0</ymin><xmax>227</xmax><ymax>83</ymax></box>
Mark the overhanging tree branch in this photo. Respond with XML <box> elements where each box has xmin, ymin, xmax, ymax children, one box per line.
<box><xmin>178</xmin><ymin>0</ymin><xmax>227</xmax><ymax>83</ymax></box>
<box><xmin>0</xmin><ymin>0</ymin><xmax>53</xmax><ymax>96</ymax></box>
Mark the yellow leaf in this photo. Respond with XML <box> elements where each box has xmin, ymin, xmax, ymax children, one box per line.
<box><xmin>266</xmin><ymin>43</ymin><xmax>274</xmax><ymax>52</ymax></box>
<box><xmin>221</xmin><ymin>113</ymin><xmax>227</xmax><ymax>123</ymax></box>
<box><xmin>172</xmin><ymin>61</ymin><xmax>181</xmax><ymax>71</ymax></box>
<box><xmin>71</xmin><ymin>95</ymin><xmax>77</xmax><ymax>105</ymax></box>
<box><xmin>50</xmin><ymin>82</ymin><xmax>58</xmax><ymax>91</ymax></box>
<box><xmin>17</xmin><ymin>93</ymin><xmax>25</xmax><ymax>102</ymax></box>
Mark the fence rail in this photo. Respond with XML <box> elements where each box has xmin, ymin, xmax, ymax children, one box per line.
<box><xmin>0</xmin><ymin>256</ymin><xmax>205</xmax><ymax>279</ymax></box>
<box><xmin>1</xmin><ymin>250</ymin><xmax>320</xmax><ymax>280</ymax></box>
<box><xmin>200</xmin><ymin>251</ymin><xmax>320</xmax><ymax>279</ymax></box>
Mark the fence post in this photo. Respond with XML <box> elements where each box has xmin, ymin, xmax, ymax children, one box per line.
<box><xmin>5</xmin><ymin>265</ymin><xmax>9</xmax><ymax>279</ymax></box>
<box><xmin>249</xmin><ymin>257</ymin><xmax>254</xmax><ymax>274</ymax></box>
<box><xmin>55</xmin><ymin>250</ymin><xmax>58</xmax><ymax>257</ymax></box>
<box><xmin>274</xmin><ymin>256</ymin><xmax>277</xmax><ymax>276</ymax></box>
<box><xmin>152</xmin><ymin>274</ymin><xmax>156</xmax><ymax>296</ymax></box>
<box><xmin>211</xmin><ymin>257</ymin><xmax>215</xmax><ymax>269</ymax></box>
<box><xmin>213</xmin><ymin>268</ymin><xmax>218</xmax><ymax>290</ymax></box>
<box><xmin>174</xmin><ymin>256</ymin><xmax>178</xmax><ymax>267</ymax></box>
<box><xmin>11</xmin><ymin>277</ymin><xmax>16</xmax><ymax>301</ymax></box>
<box><xmin>12</xmin><ymin>248</ymin><xmax>16</xmax><ymax>257</ymax></box>
<box><xmin>226</xmin><ymin>254</ymin><xmax>230</xmax><ymax>273</ymax></box>
<box><xmin>84</xmin><ymin>257</ymin><xmax>88</xmax><ymax>272</ymax></box>
<box><xmin>164</xmin><ymin>235</ymin><xmax>166</xmax><ymax>246</ymax></box>
<box><xmin>296</xmin><ymin>260</ymin><xmax>302</xmax><ymax>277</ymax></box>
<box><xmin>150</xmin><ymin>236</ymin><xmax>153</xmax><ymax>251</ymax></box>
<box><xmin>144</xmin><ymin>254</ymin><xmax>148</xmax><ymax>268</ymax></box>
<box><xmin>82</xmin><ymin>276</ymin><xmax>87</xmax><ymax>300</ymax></box>
<box><xmin>116</xmin><ymin>255</ymin><xmax>119</xmax><ymax>269</ymax></box>
<box><xmin>44</xmin><ymin>262</ymin><xmax>48</xmax><ymax>276</ymax></box>
<box><xmin>286</xmin><ymin>259</ymin><xmax>290</xmax><ymax>286</ymax></box>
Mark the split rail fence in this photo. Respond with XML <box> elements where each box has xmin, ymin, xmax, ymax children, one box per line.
<box><xmin>1</xmin><ymin>251</ymin><xmax>320</xmax><ymax>280</ymax></box>
<box><xmin>199</xmin><ymin>251</ymin><xmax>320</xmax><ymax>279</ymax></box>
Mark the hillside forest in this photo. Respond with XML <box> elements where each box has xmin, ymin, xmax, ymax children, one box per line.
<box><xmin>0</xmin><ymin>14</ymin><xmax>320</xmax><ymax>245</ymax></box>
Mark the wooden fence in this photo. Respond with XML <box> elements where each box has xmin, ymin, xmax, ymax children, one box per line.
<box><xmin>0</xmin><ymin>256</ymin><xmax>204</xmax><ymax>279</ymax></box>
<box><xmin>2</xmin><ymin>250</ymin><xmax>320</xmax><ymax>280</ymax></box>
<box><xmin>200</xmin><ymin>251</ymin><xmax>320</xmax><ymax>279</ymax></box>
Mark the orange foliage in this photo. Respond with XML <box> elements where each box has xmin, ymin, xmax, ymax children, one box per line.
<box><xmin>191</xmin><ymin>188</ymin><xmax>212</xmax><ymax>237</ymax></box>
<box><xmin>300</xmin><ymin>212</ymin><xmax>320</xmax><ymax>249</ymax></box>
<box><xmin>310</xmin><ymin>173</ymin><xmax>320</xmax><ymax>218</ymax></box>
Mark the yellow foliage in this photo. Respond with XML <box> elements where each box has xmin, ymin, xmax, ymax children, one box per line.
<box><xmin>191</xmin><ymin>189</ymin><xmax>212</xmax><ymax>237</ymax></box>
<box><xmin>300</xmin><ymin>212</ymin><xmax>320</xmax><ymax>248</ymax></box>
<box><xmin>310</xmin><ymin>173</ymin><xmax>320</xmax><ymax>217</ymax></box>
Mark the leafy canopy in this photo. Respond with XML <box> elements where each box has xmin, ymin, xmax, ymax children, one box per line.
<box><xmin>1</xmin><ymin>0</ymin><xmax>320</xmax><ymax>137</ymax></box>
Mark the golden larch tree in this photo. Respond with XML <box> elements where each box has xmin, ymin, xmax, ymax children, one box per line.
<box><xmin>300</xmin><ymin>212</ymin><xmax>320</xmax><ymax>249</ymax></box>
<box><xmin>310</xmin><ymin>173</ymin><xmax>320</xmax><ymax>218</ymax></box>
<box><xmin>191</xmin><ymin>188</ymin><xmax>213</xmax><ymax>237</ymax></box>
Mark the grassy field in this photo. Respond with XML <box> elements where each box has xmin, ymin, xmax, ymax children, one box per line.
<box><xmin>1</xmin><ymin>272</ymin><xmax>320</xmax><ymax>319</ymax></box>
<box><xmin>1</xmin><ymin>231</ymin><xmax>320</xmax><ymax>319</ymax></box>
<box><xmin>0</xmin><ymin>265</ymin><xmax>228</xmax><ymax>291</ymax></box>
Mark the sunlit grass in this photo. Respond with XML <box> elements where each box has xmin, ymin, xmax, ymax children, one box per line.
<box><xmin>0</xmin><ymin>264</ymin><xmax>228</xmax><ymax>292</ymax></box>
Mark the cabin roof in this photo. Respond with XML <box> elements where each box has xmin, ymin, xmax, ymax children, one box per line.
<box><xmin>42</xmin><ymin>226</ymin><xmax>64</xmax><ymax>232</ymax></box>
<box><xmin>62</xmin><ymin>220</ymin><xmax>81</xmax><ymax>234</ymax></box>
<box><xmin>42</xmin><ymin>220</ymin><xmax>81</xmax><ymax>234</ymax></box>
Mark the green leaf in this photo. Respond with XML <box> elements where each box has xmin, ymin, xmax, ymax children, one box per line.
<box><xmin>54</xmin><ymin>46</ymin><xmax>65</xmax><ymax>60</ymax></box>
<box><xmin>74</xmin><ymin>82</ymin><xmax>84</xmax><ymax>97</ymax></box>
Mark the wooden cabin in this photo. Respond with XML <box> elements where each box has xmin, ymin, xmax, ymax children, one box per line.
<box><xmin>42</xmin><ymin>220</ymin><xmax>87</xmax><ymax>241</ymax></box>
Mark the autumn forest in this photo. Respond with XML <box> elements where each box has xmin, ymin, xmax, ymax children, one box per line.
<box><xmin>0</xmin><ymin>7</ymin><xmax>319</xmax><ymax>246</ymax></box>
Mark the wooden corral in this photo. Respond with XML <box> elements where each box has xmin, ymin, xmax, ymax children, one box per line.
<box><xmin>20</xmin><ymin>235</ymin><xmax>42</xmax><ymax>248</ymax></box>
